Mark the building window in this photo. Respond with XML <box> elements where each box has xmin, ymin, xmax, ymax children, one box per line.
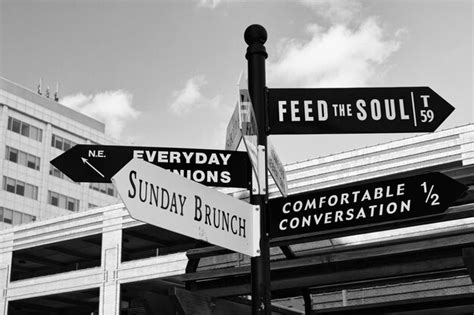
<box><xmin>0</xmin><ymin>207</ymin><xmax>36</xmax><ymax>225</ymax></box>
<box><xmin>5</xmin><ymin>146</ymin><xmax>41</xmax><ymax>170</ymax></box>
<box><xmin>49</xmin><ymin>165</ymin><xmax>79</xmax><ymax>184</ymax></box>
<box><xmin>12</xmin><ymin>211</ymin><xmax>22</xmax><ymax>225</ymax></box>
<box><xmin>7</xmin><ymin>117</ymin><xmax>43</xmax><ymax>142</ymax></box>
<box><xmin>51</xmin><ymin>134</ymin><xmax>76</xmax><ymax>151</ymax></box>
<box><xmin>48</xmin><ymin>191</ymin><xmax>79</xmax><ymax>212</ymax></box>
<box><xmin>89</xmin><ymin>182</ymin><xmax>117</xmax><ymax>197</ymax></box>
<box><xmin>50</xmin><ymin>165</ymin><xmax>63</xmax><ymax>178</ymax></box>
<box><xmin>7</xmin><ymin>147</ymin><xmax>18</xmax><ymax>162</ymax></box>
<box><xmin>49</xmin><ymin>191</ymin><xmax>59</xmax><ymax>206</ymax></box>
<box><xmin>2</xmin><ymin>176</ymin><xmax>38</xmax><ymax>199</ymax></box>
<box><xmin>4</xmin><ymin>177</ymin><xmax>15</xmax><ymax>193</ymax></box>
<box><xmin>2</xmin><ymin>208</ymin><xmax>13</xmax><ymax>224</ymax></box>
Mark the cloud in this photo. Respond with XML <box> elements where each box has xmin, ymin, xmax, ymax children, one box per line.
<box><xmin>169</xmin><ymin>75</ymin><xmax>221</xmax><ymax>115</ymax></box>
<box><xmin>268</xmin><ymin>17</ymin><xmax>402</xmax><ymax>88</ymax></box>
<box><xmin>197</xmin><ymin>0</ymin><xmax>223</xmax><ymax>9</ymax></box>
<box><xmin>60</xmin><ymin>90</ymin><xmax>140</xmax><ymax>139</ymax></box>
<box><xmin>196</xmin><ymin>0</ymin><xmax>360</xmax><ymax>18</ymax></box>
<box><xmin>299</xmin><ymin>0</ymin><xmax>362</xmax><ymax>23</ymax></box>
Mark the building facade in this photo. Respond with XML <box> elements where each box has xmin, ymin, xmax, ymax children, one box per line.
<box><xmin>0</xmin><ymin>124</ymin><xmax>473</xmax><ymax>314</ymax></box>
<box><xmin>0</xmin><ymin>77</ymin><xmax>121</xmax><ymax>229</ymax></box>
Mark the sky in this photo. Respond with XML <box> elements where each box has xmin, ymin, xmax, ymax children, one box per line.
<box><xmin>1</xmin><ymin>0</ymin><xmax>473</xmax><ymax>165</ymax></box>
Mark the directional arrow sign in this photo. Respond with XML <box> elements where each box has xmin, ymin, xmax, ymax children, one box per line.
<box><xmin>226</xmin><ymin>96</ymin><xmax>287</xmax><ymax>196</ymax></box>
<box><xmin>225</xmin><ymin>101</ymin><xmax>242</xmax><ymax>151</ymax></box>
<box><xmin>238</xmin><ymin>71</ymin><xmax>259</xmax><ymax>178</ymax></box>
<box><xmin>269</xmin><ymin>172</ymin><xmax>467</xmax><ymax>239</ymax></box>
<box><xmin>237</xmin><ymin>72</ymin><xmax>288</xmax><ymax>196</ymax></box>
<box><xmin>50</xmin><ymin>145</ymin><xmax>251</xmax><ymax>189</ymax></box>
<box><xmin>268</xmin><ymin>87</ymin><xmax>455</xmax><ymax>134</ymax></box>
<box><xmin>112</xmin><ymin>158</ymin><xmax>260</xmax><ymax>257</ymax></box>
<box><xmin>267</xmin><ymin>141</ymin><xmax>288</xmax><ymax>197</ymax></box>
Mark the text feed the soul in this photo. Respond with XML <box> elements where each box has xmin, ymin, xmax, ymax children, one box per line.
<box><xmin>277</xmin><ymin>98</ymin><xmax>421</xmax><ymax>123</ymax></box>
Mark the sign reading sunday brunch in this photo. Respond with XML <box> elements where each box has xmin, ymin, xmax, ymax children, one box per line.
<box><xmin>50</xmin><ymin>145</ymin><xmax>251</xmax><ymax>188</ymax></box>
<box><xmin>112</xmin><ymin>158</ymin><xmax>260</xmax><ymax>257</ymax></box>
<box><xmin>269</xmin><ymin>172</ymin><xmax>466</xmax><ymax>239</ymax></box>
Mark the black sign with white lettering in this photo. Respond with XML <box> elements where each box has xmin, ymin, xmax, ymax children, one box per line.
<box><xmin>269</xmin><ymin>172</ymin><xmax>466</xmax><ymax>239</ymax></box>
<box><xmin>50</xmin><ymin>145</ymin><xmax>251</xmax><ymax>188</ymax></box>
<box><xmin>267</xmin><ymin>87</ymin><xmax>454</xmax><ymax>134</ymax></box>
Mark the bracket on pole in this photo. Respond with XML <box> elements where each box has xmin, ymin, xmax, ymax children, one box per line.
<box><xmin>251</xmin><ymin>145</ymin><xmax>266</xmax><ymax>195</ymax></box>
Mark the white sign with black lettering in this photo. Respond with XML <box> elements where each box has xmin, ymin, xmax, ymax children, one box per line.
<box><xmin>267</xmin><ymin>141</ymin><xmax>288</xmax><ymax>197</ymax></box>
<box><xmin>112</xmin><ymin>158</ymin><xmax>260</xmax><ymax>257</ymax></box>
<box><xmin>225</xmin><ymin>102</ymin><xmax>242</xmax><ymax>151</ymax></box>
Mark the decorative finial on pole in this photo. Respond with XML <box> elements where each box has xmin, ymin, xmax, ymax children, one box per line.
<box><xmin>244</xmin><ymin>24</ymin><xmax>267</xmax><ymax>45</ymax></box>
<box><xmin>244</xmin><ymin>25</ymin><xmax>268</xmax><ymax>60</ymax></box>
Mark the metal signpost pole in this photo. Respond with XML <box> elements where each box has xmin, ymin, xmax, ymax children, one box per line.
<box><xmin>245</xmin><ymin>24</ymin><xmax>271</xmax><ymax>314</ymax></box>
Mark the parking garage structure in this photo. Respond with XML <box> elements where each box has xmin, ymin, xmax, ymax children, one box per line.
<box><xmin>0</xmin><ymin>124</ymin><xmax>473</xmax><ymax>314</ymax></box>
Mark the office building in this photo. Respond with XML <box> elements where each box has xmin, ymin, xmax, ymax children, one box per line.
<box><xmin>0</xmin><ymin>77</ymin><xmax>121</xmax><ymax>229</ymax></box>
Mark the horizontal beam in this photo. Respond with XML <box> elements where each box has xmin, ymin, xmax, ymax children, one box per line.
<box><xmin>175</xmin><ymin>228</ymin><xmax>474</xmax><ymax>299</ymax></box>
<box><xmin>81</xmin><ymin>238</ymin><xmax>102</xmax><ymax>247</ymax></box>
<box><xmin>8</xmin><ymin>301</ymin><xmax>60</xmax><ymax>313</ymax></box>
<box><xmin>14</xmin><ymin>252</ymin><xmax>65</xmax><ymax>267</ymax></box>
<box><xmin>187</xmin><ymin>245</ymin><xmax>230</xmax><ymax>260</ymax></box>
<box><xmin>125</xmin><ymin>230</ymin><xmax>168</xmax><ymax>246</ymax></box>
<box><xmin>42</xmin><ymin>295</ymin><xmax>98</xmax><ymax>307</ymax></box>
<box><xmin>273</xmin><ymin>268</ymin><xmax>467</xmax><ymax>298</ymax></box>
<box><xmin>192</xmin><ymin>255</ymin><xmax>466</xmax><ymax>298</ymax></box>
<box><xmin>183</xmin><ymin>207</ymin><xmax>474</xmax><ymax>263</ymax></box>
<box><xmin>312</xmin><ymin>293</ymin><xmax>474</xmax><ymax>314</ymax></box>
<box><xmin>170</xmin><ymin>288</ymin><xmax>302</xmax><ymax>315</ymax></box>
<box><xmin>171</xmin><ymin>287</ymin><xmax>252</xmax><ymax>315</ymax></box>
<box><xmin>179</xmin><ymin>228</ymin><xmax>474</xmax><ymax>283</ymax></box>
<box><xmin>47</xmin><ymin>245</ymin><xmax>98</xmax><ymax>260</ymax></box>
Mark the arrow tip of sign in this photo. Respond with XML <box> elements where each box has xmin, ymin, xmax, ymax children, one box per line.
<box><xmin>81</xmin><ymin>157</ymin><xmax>87</xmax><ymax>163</ymax></box>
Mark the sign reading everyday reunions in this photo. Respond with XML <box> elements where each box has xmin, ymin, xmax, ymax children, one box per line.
<box><xmin>112</xmin><ymin>158</ymin><xmax>260</xmax><ymax>257</ymax></box>
<box><xmin>269</xmin><ymin>172</ymin><xmax>467</xmax><ymax>239</ymax></box>
<box><xmin>50</xmin><ymin>145</ymin><xmax>251</xmax><ymax>188</ymax></box>
<box><xmin>268</xmin><ymin>87</ymin><xmax>455</xmax><ymax>134</ymax></box>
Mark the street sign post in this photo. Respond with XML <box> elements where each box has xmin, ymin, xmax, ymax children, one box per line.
<box><xmin>50</xmin><ymin>145</ymin><xmax>251</xmax><ymax>188</ymax></box>
<box><xmin>112</xmin><ymin>158</ymin><xmax>260</xmax><ymax>257</ymax></box>
<box><xmin>268</xmin><ymin>87</ymin><xmax>455</xmax><ymax>134</ymax></box>
<box><xmin>244</xmin><ymin>25</ymin><xmax>272</xmax><ymax>314</ymax></box>
<box><xmin>269</xmin><ymin>172</ymin><xmax>467</xmax><ymax>239</ymax></box>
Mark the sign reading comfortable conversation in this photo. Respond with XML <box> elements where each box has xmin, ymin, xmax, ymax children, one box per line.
<box><xmin>269</xmin><ymin>172</ymin><xmax>467</xmax><ymax>239</ymax></box>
